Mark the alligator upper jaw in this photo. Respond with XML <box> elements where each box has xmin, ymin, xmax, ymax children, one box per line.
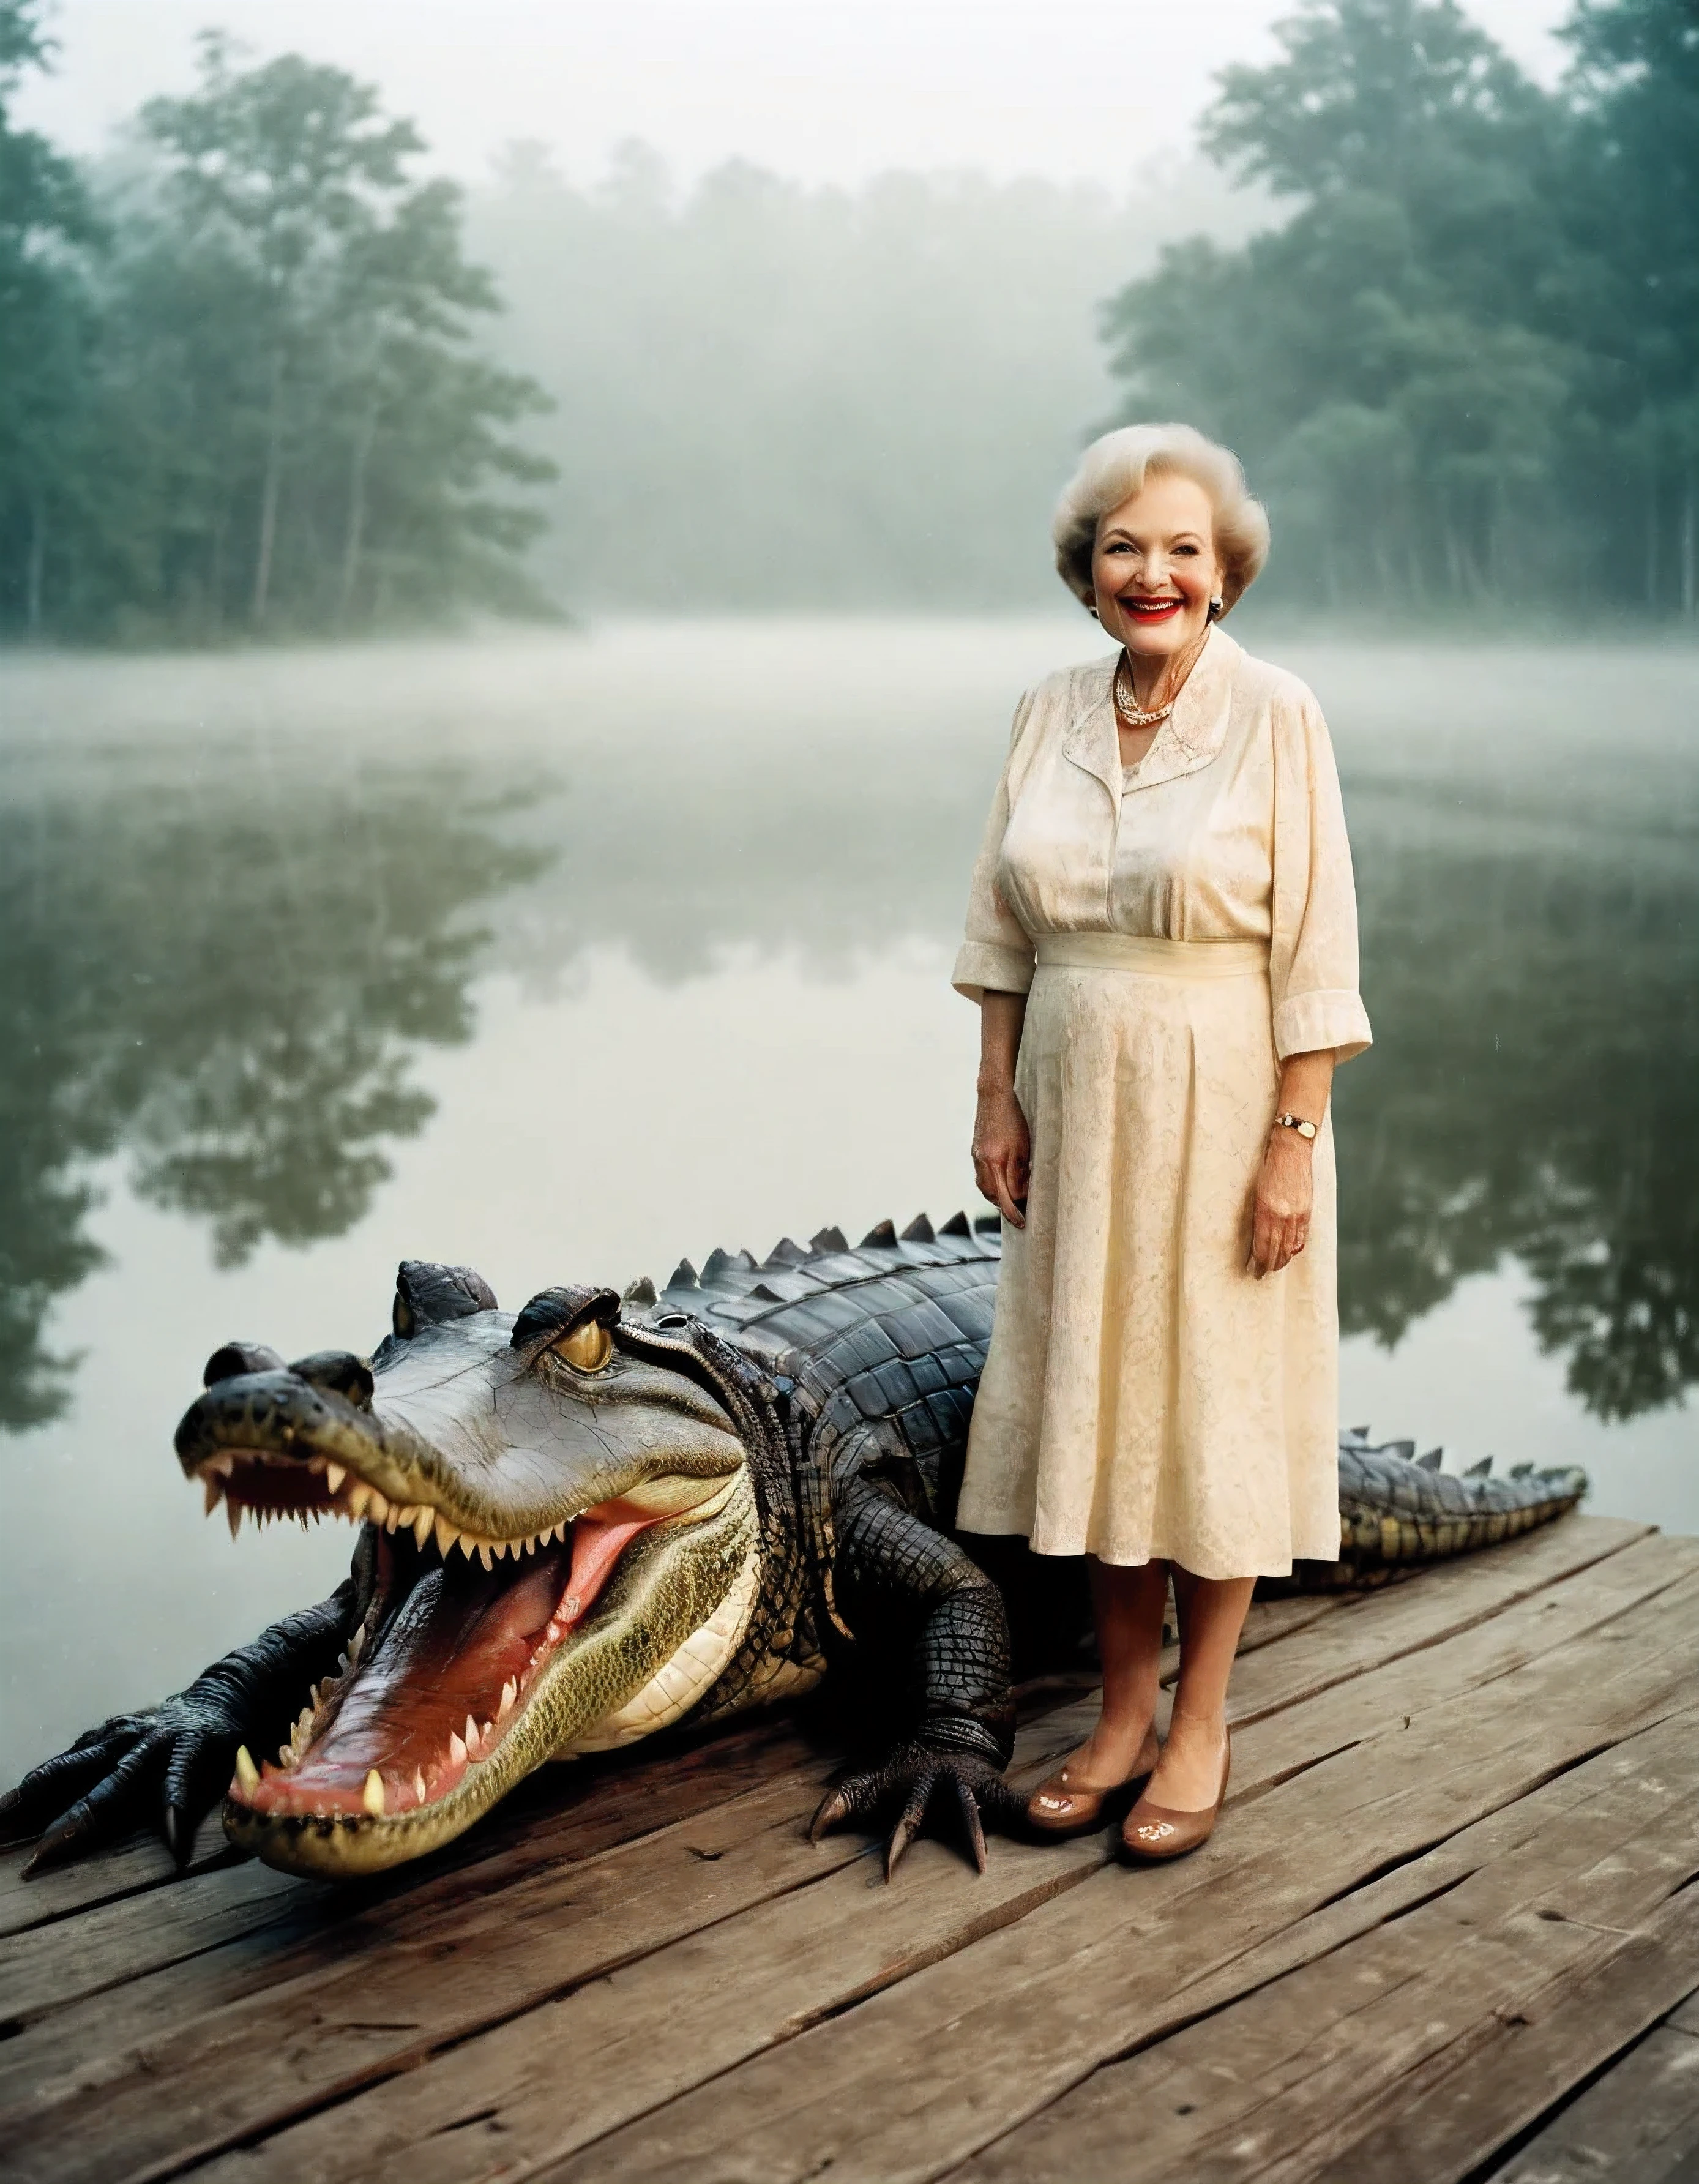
<box><xmin>176</xmin><ymin>1364</ymin><xmax>740</xmax><ymax>1563</ymax></box>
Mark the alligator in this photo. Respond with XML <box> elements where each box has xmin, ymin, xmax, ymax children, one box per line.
<box><xmin>2</xmin><ymin>1217</ymin><xmax>1588</xmax><ymax>1883</ymax></box>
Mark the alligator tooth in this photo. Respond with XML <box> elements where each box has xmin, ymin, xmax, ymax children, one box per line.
<box><xmin>457</xmin><ymin>1533</ymin><xmax>477</xmax><ymax>1561</ymax></box>
<box><xmin>324</xmin><ymin>1463</ymin><xmax>346</xmax><ymax>1494</ymax></box>
<box><xmin>435</xmin><ymin>1514</ymin><xmax>459</xmax><ymax>1557</ymax></box>
<box><xmin>277</xmin><ymin>1742</ymin><xmax>291</xmax><ymax>1765</ymax></box>
<box><xmin>348</xmin><ymin>1623</ymin><xmax>367</xmax><ymax>1666</ymax></box>
<box><xmin>384</xmin><ymin>1506</ymin><xmax>400</xmax><ymax>1533</ymax></box>
<box><xmin>368</xmin><ymin>1490</ymin><xmax>391</xmax><ymax>1524</ymax></box>
<box><xmin>204</xmin><ymin>1453</ymin><xmax>234</xmax><ymax>1477</ymax></box>
<box><xmin>234</xmin><ymin>1745</ymin><xmax>260</xmax><ymax>1794</ymax></box>
<box><xmin>498</xmin><ymin>1678</ymin><xmax>516</xmax><ymax>1718</ymax></box>
<box><xmin>449</xmin><ymin>1731</ymin><xmax>467</xmax><ymax>1767</ymax></box>
<box><xmin>204</xmin><ymin>1476</ymin><xmax>223</xmax><ymax>1516</ymax></box>
<box><xmin>465</xmin><ymin>1713</ymin><xmax>480</xmax><ymax>1754</ymax></box>
<box><xmin>346</xmin><ymin>1483</ymin><xmax>372</xmax><ymax>1519</ymax></box>
<box><xmin>228</xmin><ymin>1498</ymin><xmax>244</xmax><ymax>1541</ymax></box>
<box><xmin>413</xmin><ymin>1508</ymin><xmax>435</xmax><ymax>1549</ymax></box>
<box><xmin>413</xmin><ymin>1768</ymin><xmax>427</xmax><ymax>1804</ymax></box>
<box><xmin>478</xmin><ymin>1543</ymin><xmax>493</xmax><ymax>1571</ymax></box>
<box><xmin>362</xmin><ymin>1770</ymin><xmax>386</xmax><ymax>1817</ymax></box>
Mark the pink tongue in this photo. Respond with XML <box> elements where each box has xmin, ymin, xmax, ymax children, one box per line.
<box><xmin>561</xmin><ymin>1514</ymin><xmax>655</xmax><ymax>1626</ymax></box>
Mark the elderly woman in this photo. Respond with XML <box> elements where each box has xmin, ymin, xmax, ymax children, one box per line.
<box><xmin>955</xmin><ymin>422</ymin><xmax>1370</xmax><ymax>1860</ymax></box>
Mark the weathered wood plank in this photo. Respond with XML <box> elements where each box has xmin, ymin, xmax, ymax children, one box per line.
<box><xmin>952</xmin><ymin>1710</ymin><xmax>1699</xmax><ymax>2182</ymax></box>
<box><xmin>1307</xmin><ymin>1889</ymin><xmax>1699</xmax><ymax>2184</ymax></box>
<box><xmin>0</xmin><ymin>1711</ymin><xmax>820</xmax><ymax>2028</ymax></box>
<box><xmin>1479</xmin><ymin>2019</ymin><xmax>1699</xmax><ymax>2184</ymax></box>
<box><xmin>6</xmin><ymin>1520</ymin><xmax>1636</xmax><ymax>2063</ymax></box>
<box><xmin>187</xmin><ymin>1710</ymin><xmax>1699</xmax><ymax>2184</ymax></box>
<box><xmin>1</xmin><ymin>1522</ymin><xmax>1672</xmax><ymax>2184</ymax></box>
<box><xmin>0</xmin><ymin>1517</ymin><xmax>1634</xmax><ymax>1951</ymax></box>
<box><xmin>529</xmin><ymin>1564</ymin><xmax>1699</xmax><ymax>2184</ymax></box>
<box><xmin>0</xmin><ymin>1826</ymin><xmax>236</xmax><ymax>1942</ymax></box>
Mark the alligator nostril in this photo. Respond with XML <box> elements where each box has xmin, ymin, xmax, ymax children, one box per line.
<box><xmin>288</xmin><ymin>1351</ymin><xmax>375</xmax><ymax>1408</ymax></box>
<box><xmin>203</xmin><ymin>1342</ymin><xmax>286</xmax><ymax>1388</ymax></box>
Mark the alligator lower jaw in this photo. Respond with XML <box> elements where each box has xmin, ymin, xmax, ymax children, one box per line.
<box><xmin>218</xmin><ymin>1475</ymin><xmax>757</xmax><ymax>1878</ymax></box>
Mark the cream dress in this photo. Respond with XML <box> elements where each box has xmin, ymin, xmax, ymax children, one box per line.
<box><xmin>952</xmin><ymin>627</ymin><xmax>1372</xmax><ymax>1578</ymax></box>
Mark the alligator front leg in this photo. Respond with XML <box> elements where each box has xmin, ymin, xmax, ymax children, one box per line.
<box><xmin>0</xmin><ymin>1579</ymin><xmax>360</xmax><ymax>1875</ymax></box>
<box><xmin>808</xmin><ymin>1483</ymin><xmax>1022</xmax><ymax>1879</ymax></box>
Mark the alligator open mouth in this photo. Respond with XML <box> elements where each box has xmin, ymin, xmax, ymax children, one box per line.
<box><xmin>178</xmin><ymin>1292</ymin><xmax>759</xmax><ymax>1875</ymax></box>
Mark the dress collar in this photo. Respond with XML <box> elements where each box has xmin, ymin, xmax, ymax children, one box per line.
<box><xmin>1061</xmin><ymin>626</ymin><xmax>1241</xmax><ymax>801</ymax></box>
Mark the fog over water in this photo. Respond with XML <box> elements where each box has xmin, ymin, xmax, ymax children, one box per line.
<box><xmin>2</xmin><ymin>622</ymin><xmax>1693</xmax><ymax>1784</ymax></box>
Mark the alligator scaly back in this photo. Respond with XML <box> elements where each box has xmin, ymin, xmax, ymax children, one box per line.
<box><xmin>638</xmin><ymin>1214</ymin><xmax>1589</xmax><ymax>1585</ymax></box>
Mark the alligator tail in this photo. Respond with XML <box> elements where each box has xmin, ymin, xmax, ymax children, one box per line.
<box><xmin>1322</xmin><ymin>1434</ymin><xmax>1589</xmax><ymax>1587</ymax></box>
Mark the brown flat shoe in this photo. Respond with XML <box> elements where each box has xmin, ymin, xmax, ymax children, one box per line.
<box><xmin>1027</xmin><ymin>1727</ymin><xmax>1160</xmax><ymax>1838</ymax></box>
<box><xmin>1121</xmin><ymin>1730</ymin><xmax>1231</xmax><ymax>1861</ymax></box>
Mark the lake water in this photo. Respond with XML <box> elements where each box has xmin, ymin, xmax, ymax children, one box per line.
<box><xmin>2</xmin><ymin>619</ymin><xmax>1694</xmax><ymax>1786</ymax></box>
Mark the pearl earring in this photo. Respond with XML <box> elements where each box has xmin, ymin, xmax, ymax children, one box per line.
<box><xmin>1208</xmin><ymin>596</ymin><xmax>1223</xmax><ymax>621</ymax></box>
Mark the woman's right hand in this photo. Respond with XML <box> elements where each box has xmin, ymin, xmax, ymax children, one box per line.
<box><xmin>973</xmin><ymin>1085</ymin><xmax>1031</xmax><ymax>1229</ymax></box>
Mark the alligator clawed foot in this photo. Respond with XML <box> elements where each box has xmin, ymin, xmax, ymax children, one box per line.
<box><xmin>808</xmin><ymin>1738</ymin><xmax>1023</xmax><ymax>1880</ymax></box>
<box><xmin>2</xmin><ymin>1703</ymin><xmax>240</xmax><ymax>1876</ymax></box>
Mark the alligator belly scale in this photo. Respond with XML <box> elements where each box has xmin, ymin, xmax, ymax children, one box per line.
<box><xmin>0</xmin><ymin>1213</ymin><xmax>1588</xmax><ymax>1883</ymax></box>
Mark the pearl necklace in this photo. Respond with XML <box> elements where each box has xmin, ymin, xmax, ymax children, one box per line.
<box><xmin>1115</xmin><ymin>626</ymin><xmax>1212</xmax><ymax>730</ymax></box>
<box><xmin>1113</xmin><ymin>653</ymin><xmax>1174</xmax><ymax>728</ymax></box>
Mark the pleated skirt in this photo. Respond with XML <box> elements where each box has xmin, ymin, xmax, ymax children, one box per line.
<box><xmin>957</xmin><ymin>932</ymin><xmax>1343</xmax><ymax>1579</ymax></box>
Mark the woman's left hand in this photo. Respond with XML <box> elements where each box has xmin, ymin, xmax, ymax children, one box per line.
<box><xmin>1249</xmin><ymin>1129</ymin><xmax>1313</xmax><ymax>1278</ymax></box>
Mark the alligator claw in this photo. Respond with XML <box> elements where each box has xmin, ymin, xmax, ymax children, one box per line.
<box><xmin>809</xmin><ymin>1738</ymin><xmax>1020</xmax><ymax>1880</ymax></box>
<box><xmin>3</xmin><ymin>1701</ymin><xmax>244</xmax><ymax>1877</ymax></box>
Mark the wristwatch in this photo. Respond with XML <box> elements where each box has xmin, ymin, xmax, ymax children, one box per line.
<box><xmin>1273</xmin><ymin>1112</ymin><xmax>1319</xmax><ymax>1141</ymax></box>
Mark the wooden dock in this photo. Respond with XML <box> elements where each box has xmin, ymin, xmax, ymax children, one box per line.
<box><xmin>3</xmin><ymin>1513</ymin><xmax>1697</xmax><ymax>2183</ymax></box>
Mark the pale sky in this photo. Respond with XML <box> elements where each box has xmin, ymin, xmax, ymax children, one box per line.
<box><xmin>18</xmin><ymin>0</ymin><xmax>1575</xmax><ymax>190</ymax></box>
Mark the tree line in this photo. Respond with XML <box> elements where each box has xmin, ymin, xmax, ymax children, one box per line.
<box><xmin>0</xmin><ymin>7</ymin><xmax>553</xmax><ymax>641</ymax></box>
<box><xmin>1106</xmin><ymin>0</ymin><xmax>1698</xmax><ymax>619</ymax></box>
<box><xmin>2</xmin><ymin>0</ymin><xmax>1694</xmax><ymax>632</ymax></box>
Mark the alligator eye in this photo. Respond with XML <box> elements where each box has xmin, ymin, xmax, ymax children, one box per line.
<box><xmin>551</xmin><ymin>1319</ymin><xmax>613</xmax><ymax>1374</ymax></box>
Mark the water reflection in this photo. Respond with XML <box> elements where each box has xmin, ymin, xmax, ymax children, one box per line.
<box><xmin>1</xmin><ymin>749</ymin><xmax>547</xmax><ymax>1425</ymax></box>
<box><xmin>1339</xmin><ymin>788</ymin><xmax>1697</xmax><ymax>1423</ymax></box>
<box><xmin>1</xmin><ymin>627</ymin><xmax>1693</xmax><ymax>1445</ymax></box>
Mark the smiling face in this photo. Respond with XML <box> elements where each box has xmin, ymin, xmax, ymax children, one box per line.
<box><xmin>1091</xmin><ymin>470</ymin><xmax>1225</xmax><ymax>664</ymax></box>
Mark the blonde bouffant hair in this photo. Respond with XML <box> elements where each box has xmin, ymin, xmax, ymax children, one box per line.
<box><xmin>1052</xmin><ymin>422</ymin><xmax>1271</xmax><ymax>616</ymax></box>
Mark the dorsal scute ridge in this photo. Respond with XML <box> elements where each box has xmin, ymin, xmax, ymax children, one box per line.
<box><xmin>808</xmin><ymin>1225</ymin><xmax>850</xmax><ymax>1257</ymax></box>
<box><xmin>939</xmin><ymin>1211</ymin><xmax>971</xmax><ymax>1238</ymax></box>
<box><xmin>764</xmin><ymin>1237</ymin><xmax>809</xmax><ymax>1270</ymax></box>
<box><xmin>859</xmin><ymin>1219</ymin><xmax>898</xmax><ymax>1250</ymax></box>
<box><xmin>901</xmin><ymin>1213</ymin><xmax>936</xmax><ymax>1243</ymax></box>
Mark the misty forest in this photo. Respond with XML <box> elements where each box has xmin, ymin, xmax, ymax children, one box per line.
<box><xmin>1</xmin><ymin>0</ymin><xmax>1696</xmax><ymax>637</ymax></box>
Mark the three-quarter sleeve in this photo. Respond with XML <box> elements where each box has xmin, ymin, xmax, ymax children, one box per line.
<box><xmin>952</xmin><ymin>691</ymin><xmax>1039</xmax><ymax>1002</ymax></box>
<box><xmin>1269</xmin><ymin>693</ymin><xmax>1373</xmax><ymax>1063</ymax></box>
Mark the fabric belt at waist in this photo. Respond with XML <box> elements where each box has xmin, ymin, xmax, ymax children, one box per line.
<box><xmin>1033</xmin><ymin>933</ymin><xmax>1269</xmax><ymax>979</ymax></box>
